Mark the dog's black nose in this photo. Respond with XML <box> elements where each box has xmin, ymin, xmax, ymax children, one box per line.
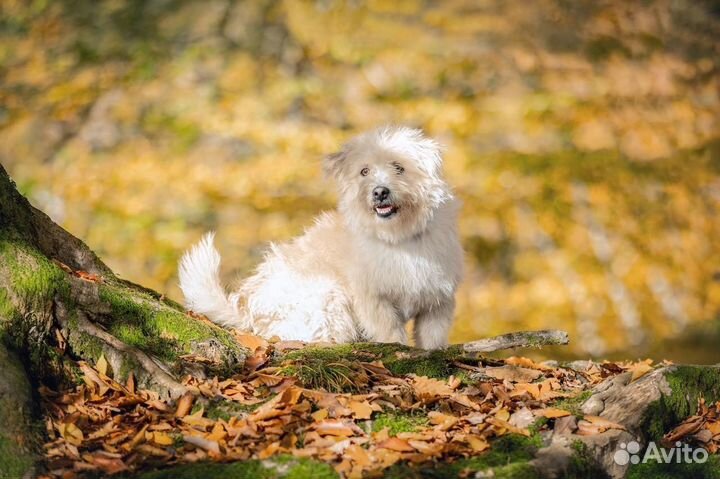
<box><xmin>373</xmin><ymin>186</ymin><xmax>390</xmax><ymax>202</ymax></box>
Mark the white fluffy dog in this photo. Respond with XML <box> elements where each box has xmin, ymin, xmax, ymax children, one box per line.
<box><xmin>179</xmin><ymin>126</ymin><xmax>463</xmax><ymax>349</ymax></box>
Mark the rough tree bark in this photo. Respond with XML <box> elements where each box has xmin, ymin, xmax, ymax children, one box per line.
<box><xmin>0</xmin><ymin>164</ymin><xmax>248</xmax><ymax>476</ymax></box>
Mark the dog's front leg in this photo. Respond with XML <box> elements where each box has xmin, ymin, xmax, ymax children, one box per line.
<box><xmin>414</xmin><ymin>299</ymin><xmax>455</xmax><ymax>349</ymax></box>
<box><xmin>355</xmin><ymin>296</ymin><xmax>406</xmax><ymax>344</ymax></box>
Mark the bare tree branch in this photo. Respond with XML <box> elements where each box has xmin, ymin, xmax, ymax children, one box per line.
<box><xmin>461</xmin><ymin>329</ymin><xmax>569</xmax><ymax>353</ymax></box>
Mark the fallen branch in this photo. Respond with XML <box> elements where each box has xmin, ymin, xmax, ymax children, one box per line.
<box><xmin>460</xmin><ymin>329</ymin><xmax>569</xmax><ymax>353</ymax></box>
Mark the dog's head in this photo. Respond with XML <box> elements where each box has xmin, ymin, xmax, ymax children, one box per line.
<box><xmin>324</xmin><ymin>126</ymin><xmax>453</xmax><ymax>243</ymax></box>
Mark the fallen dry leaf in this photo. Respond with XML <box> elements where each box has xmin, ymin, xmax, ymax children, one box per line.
<box><xmin>348</xmin><ymin>400</ymin><xmax>373</xmax><ymax>420</ymax></box>
<box><xmin>707</xmin><ymin>421</ymin><xmax>720</xmax><ymax>436</ymax></box>
<box><xmin>577</xmin><ymin>416</ymin><xmax>626</xmax><ymax>435</ymax></box>
<box><xmin>174</xmin><ymin>392</ymin><xmax>195</xmax><ymax>418</ymax></box>
<box><xmin>428</xmin><ymin>411</ymin><xmax>458</xmax><ymax>430</ymax></box>
<box><xmin>627</xmin><ymin>360</ymin><xmax>654</xmax><ymax>382</ymax></box>
<box><xmin>95</xmin><ymin>354</ymin><xmax>109</xmax><ymax>377</ymax></box>
<box><xmin>39</xmin><ymin>339</ymin><xmax>650</xmax><ymax>479</ymax></box>
<box><xmin>378</xmin><ymin>437</ymin><xmax>415</xmax><ymax>452</ymax></box>
<box><xmin>312</xmin><ymin>408</ymin><xmax>329</xmax><ymax>421</ymax></box>
<box><xmin>662</xmin><ymin>416</ymin><xmax>705</xmax><ymax>446</ymax></box>
<box><xmin>535</xmin><ymin>408</ymin><xmax>572</xmax><ymax>418</ymax></box>
<box><xmin>466</xmin><ymin>435</ymin><xmax>490</xmax><ymax>452</ymax></box>
<box><xmin>411</xmin><ymin>376</ymin><xmax>454</xmax><ymax>400</ymax></box>
<box><xmin>315</xmin><ymin>420</ymin><xmax>355</xmax><ymax>437</ymax></box>
<box><xmin>485</xmin><ymin>366</ymin><xmax>543</xmax><ymax>382</ymax></box>
<box><xmin>235</xmin><ymin>333</ymin><xmax>269</xmax><ymax>352</ymax></box>
<box><xmin>151</xmin><ymin>432</ymin><xmax>174</xmax><ymax>446</ymax></box>
<box><xmin>74</xmin><ymin>270</ymin><xmax>101</xmax><ymax>282</ymax></box>
<box><xmin>57</xmin><ymin>422</ymin><xmax>84</xmax><ymax>446</ymax></box>
<box><xmin>509</xmin><ymin>407</ymin><xmax>535</xmax><ymax>429</ymax></box>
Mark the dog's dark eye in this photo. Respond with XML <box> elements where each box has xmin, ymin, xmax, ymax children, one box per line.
<box><xmin>392</xmin><ymin>162</ymin><xmax>405</xmax><ymax>174</ymax></box>
<box><xmin>360</xmin><ymin>167</ymin><xmax>369</xmax><ymax>176</ymax></box>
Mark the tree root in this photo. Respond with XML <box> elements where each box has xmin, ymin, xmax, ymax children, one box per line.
<box><xmin>56</xmin><ymin>302</ymin><xmax>189</xmax><ymax>399</ymax></box>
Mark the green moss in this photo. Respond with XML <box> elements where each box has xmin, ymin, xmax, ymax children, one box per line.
<box><xmin>561</xmin><ymin>440</ymin><xmax>606</xmax><ymax>479</ymax></box>
<box><xmin>268</xmin><ymin>455</ymin><xmax>338</xmax><ymax>479</ymax></box>
<box><xmin>155</xmin><ymin>308</ymin><xmax>236</xmax><ymax>350</ymax></box>
<box><xmin>189</xmin><ymin>402</ymin><xmax>204</xmax><ymax>416</ymax></box>
<box><xmin>528</xmin><ymin>417</ymin><xmax>549</xmax><ymax>436</ymax></box>
<box><xmin>205</xmin><ymin>398</ymin><xmax>264</xmax><ymax>421</ymax></box>
<box><xmin>0</xmin><ymin>287</ymin><xmax>16</xmax><ymax>318</ymax></box>
<box><xmin>371</xmin><ymin>411</ymin><xmax>429</xmax><ymax>435</ymax></box>
<box><xmin>188</xmin><ymin>397</ymin><xmax>266</xmax><ymax>420</ymax></box>
<box><xmin>116</xmin><ymin>354</ymin><xmax>143</xmax><ymax>384</ymax></box>
<box><xmin>132</xmin><ymin>460</ymin><xmax>272</xmax><ymax>479</ymax></box>
<box><xmin>101</xmin><ymin>285</ymin><xmax>180</xmax><ymax>362</ymax></box>
<box><xmin>643</xmin><ymin>365</ymin><xmax>720</xmax><ymax>441</ymax></box>
<box><xmin>64</xmin><ymin>308</ymin><xmax>105</xmax><ymax>366</ymax></box>
<box><xmin>0</xmin><ymin>435</ymin><xmax>34</xmax><ymax>478</ymax></box>
<box><xmin>489</xmin><ymin>462</ymin><xmax>541</xmax><ymax>479</ymax></box>
<box><xmin>383</xmin><ymin>433</ymin><xmax>543</xmax><ymax>479</ymax></box>
<box><xmin>460</xmin><ymin>434</ymin><xmax>543</xmax><ymax>469</ymax></box>
<box><xmin>281</xmin><ymin>360</ymin><xmax>362</xmax><ymax>393</ymax></box>
<box><xmin>626</xmin><ymin>455</ymin><xmax>720</xmax><ymax>479</ymax></box>
<box><xmin>279</xmin><ymin>344</ymin><xmax>382</xmax><ymax>392</ymax></box>
<box><xmin>0</xmin><ymin>284</ymin><xmax>22</xmax><ymax>347</ymax></box>
<box><xmin>99</xmin><ymin>282</ymin><xmax>245</xmax><ymax>372</ymax></box>
<box><xmin>99</xmin><ymin>284</ymin><xmax>153</xmax><ymax>322</ymax></box>
<box><xmin>111</xmin><ymin>322</ymin><xmax>146</xmax><ymax>344</ymax></box>
<box><xmin>281</xmin><ymin>343</ymin><xmax>398</xmax><ymax>364</ymax></box>
<box><xmin>550</xmin><ymin>390</ymin><xmax>593</xmax><ymax>418</ymax></box>
<box><xmin>383</xmin><ymin>346</ymin><xmax>466</xmax><ymax>378</ymax></box>
<box><xmin>0</xmin><ymin>346</ymin><xmax>38</xmax><ymax>478</ymax></box>
<box><xmin>130</xmin><ymin>455</ymin><xmax>338</xmax><ymax>479</ymax></box>
<box><xmin>0</xmin><ymin>239</ymin><xmax>71</xmax><ymax>377</ymax></box>
<box><xmin>0</xmin><ymin>239</ymin><xmax>70</xmax><ymax>309</ymax></box>
<box><xmin>278</xmin><ymin>343</ymin><xmax>471</xmax><ymax>391</ymax></box>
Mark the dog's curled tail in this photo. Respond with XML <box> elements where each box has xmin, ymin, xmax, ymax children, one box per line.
<box><xmin>178</xmin><ymin>232</ymin><xmax>246</xmax><ymax>330</ymax></box>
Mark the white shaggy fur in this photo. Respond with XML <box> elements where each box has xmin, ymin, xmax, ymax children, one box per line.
<box><xmin>179</xmin><ymin>126</ymin><xmax>463</xmax><ymax>349</ymax></box>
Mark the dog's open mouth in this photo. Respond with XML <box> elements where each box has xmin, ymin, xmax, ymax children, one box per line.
<box><xmin>374</xmin><ymin>204</ymin><xmax>398</xmax><ymax>218</ymax></box>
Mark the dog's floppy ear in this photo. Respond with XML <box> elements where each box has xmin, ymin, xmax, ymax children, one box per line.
<box><xmin>323</xmin><ymin>149</ymin><xmax>347</xmax><ymax>179</ymax></box>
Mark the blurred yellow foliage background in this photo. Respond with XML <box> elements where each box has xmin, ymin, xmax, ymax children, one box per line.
<box><xmin>1</xmin><ymin>0</ymin><xmax>719</xmax><ymax>360</ymax></box>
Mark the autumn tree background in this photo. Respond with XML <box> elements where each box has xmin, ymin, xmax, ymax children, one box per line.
<box><xmin>1</xmin><ymin>0</ymin><xmax>719</xmax><ymax>362</ymax></box>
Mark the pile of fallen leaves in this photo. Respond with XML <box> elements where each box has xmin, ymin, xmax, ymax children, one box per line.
<box><xmin>40</xmin><ymin>339</ymin><xmax>655</xmax><ymax>478</ymax></box>
<box><xmin>663</xmin><ymin>399</ymin><xmax>720</xmax><ymax>454</ymax></box>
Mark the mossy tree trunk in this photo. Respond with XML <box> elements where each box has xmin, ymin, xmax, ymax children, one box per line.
<box><xmin>0</xmin><ymin>164</ymin><xmax>248</xmax><ymax>475</ymax></box>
